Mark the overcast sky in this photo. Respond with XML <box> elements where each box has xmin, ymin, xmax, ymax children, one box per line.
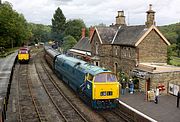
<box><xmin>3</xmin><ymin>0</ymin><xmax>180</xmax><ymax>27</ymax></box>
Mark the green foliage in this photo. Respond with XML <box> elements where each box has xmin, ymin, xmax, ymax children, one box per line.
<box><xmin>28</xmin><ymin>23</ymin><xmax>51</xmax><ymax>44</ymax></box>
<box><xmin>159</xmin><ymin>23</ymin><xmax>180</xmax><ymax>58</ymax></box>
<box><xmin>51</xmin><ymin>7</ymin><xmax>66</xmax><ymax>41</ymax></box>
<box><xmin>176</xmin><ymin>27</ymin><xmax>180</xmax><ymax>57</ymax></box>
<box><xmin>169</xmin><ymin>56</ymin><xmax>180</xmax><ymax>66</ymax></box>
<box><xmin>159</xmin><ymin>23</ymin><xmax>179</xmax><ymax>44</ymax></box>
<box><xmin>117</xmin><ymin>72</ymin><xmax>128</xmax><ymax>82</ymax></box>
<box><xmin>0</xmin><ymin>2</ymin><xmax>30</xmax><ymax>48</ymax></box>
<box><xmin>64</xmin><ymin>19</ymin><xmax>86</xmax><ymax>41</ymax></box>
<box><xmin>50</xmin><ymin>7</ymin><xmax>88</xmax><ymax>48</ymax></box>
<box><xmin>62</xmin><ymin>35</ymin><xmax>77</xmax><ymax>52</ymax></box>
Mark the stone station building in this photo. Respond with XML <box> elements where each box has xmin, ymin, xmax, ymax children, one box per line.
<box><xmin>89</xmin><ymin>4</ymin><xmax>180</xmax><ymax>95</ymax></box>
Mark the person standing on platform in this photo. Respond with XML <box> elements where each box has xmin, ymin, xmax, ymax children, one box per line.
<box><xmin>154</xmin><ymin>87</ymin><xmax>159</xmax><ymax>104</ymax></box>
<box><xmin>121</xmin><ymin>79</ymin><xmax>126</xmax><ymax>95</ymax></box>
<box><xmin>177</xmin><ymin>90</ymin><xmax>180</xmax><ymax>108</ymax></box>
<box><xmin>129</xmin><ymin>79</ymin><xmax>134</xmax><ymax>94</ymax></box>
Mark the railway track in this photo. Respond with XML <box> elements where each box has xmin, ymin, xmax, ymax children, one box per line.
<box><xmin>34</xmin><ymin>57</ymin><xmax>88</xmax><ymax>122</ymax></box>
<box><xmin>97</xmin><ymin>109</ymin><xmax>133</xmax><ymax>122</ymax></box>
<box><xmin>112</xmin><ymin>108</ymin><xmax>134</xmax><ymax>122</ymax></box>
<box><xmin>17</xmin><ymin>64</ymin><xmax>47</xmax><ymax>122</ymax></box>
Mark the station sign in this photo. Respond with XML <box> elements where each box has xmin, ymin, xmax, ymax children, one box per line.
<box><xmin>132</xmin><ymin>70</ymin><xmax>149</xmax><ymax>79</ymax></box>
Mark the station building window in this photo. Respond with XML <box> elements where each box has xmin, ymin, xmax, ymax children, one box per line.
<box><xmin>94</xmin><ymin>61</ymin><xmax>99</xmax><ymax>66</ymax></box>
<box><xmin>95</xmin><ymin>42</ymin><xmax>99</xmax><ymax>54</ymax></box>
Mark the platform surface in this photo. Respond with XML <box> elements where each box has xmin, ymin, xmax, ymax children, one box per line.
<box><xmin>119</xmin><ymin>91</ymin><xmax>180</xmax><ymax>122</ymax></box>
<box><xmin>0</xmin><ymin>53</ymin><xmax>17</xmax><ymax>97</ymax></box>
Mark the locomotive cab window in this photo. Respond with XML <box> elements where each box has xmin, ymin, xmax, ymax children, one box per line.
<box><xmin>94</xmin><ymin>73</ymin><xmax>117</xmax><ymax>83</ymax></box>
<box><xmin>87</xmin><ymin>74</ymin><xmax>94</xmax><ymax>81</ymax></box>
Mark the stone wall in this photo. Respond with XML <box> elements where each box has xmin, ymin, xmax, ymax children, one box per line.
<box><xmin>112</xmin><ymin>46</ymin><xmax>137</xmax><ymax>74</ymax></box>
<box><xmin>150</xmin><ymin>71</ymin><xmax>180</xmax><ymax>94</ymax></box>
<box><xmin>138</xmin><ymin>30</ymin><xmax>168</xmax><ymax>63</ymax></box>
<box><xmin>137</xmin><ymin>71</ymin><xmax>180</xmax><ymax>94</ymax></box>
<box><xmin>91</xmin><ymin>32</ymin><xmax>99</xmax><ymax>57</ymax></box>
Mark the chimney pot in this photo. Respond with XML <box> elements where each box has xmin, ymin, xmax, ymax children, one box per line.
<box><xmin>118</xmin><ymin>11</ymin><xmax>124</xmax><ymax>16</ymax></box>
<box><xmin>116</xmin><ymin>10</ymin><xmax>126</xmax><ymax>25</ymax></box>
<box><xmin>89</xmin><ymin>27</ymin><xmax>95</xmax><ymax>40</ymax></box>
<box><xmin>149</xmin><ymin>4</ymin><xmax>152</xmax><ymax>10</ymax></box>
<box><xmin>145</xmin><ymin>4</ymin><xmax>156</xmax><ymax>28</ymax></box>
<box><xmin>81</xmin><ymin>28</ymin><xmax>85</xmax><ymax>38</ymax></box>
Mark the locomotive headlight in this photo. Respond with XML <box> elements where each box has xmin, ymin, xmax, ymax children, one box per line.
<box><xmin>100</xmin><ymin>91</ymin><xmax>106</xmax><ymax>96</ymax></box>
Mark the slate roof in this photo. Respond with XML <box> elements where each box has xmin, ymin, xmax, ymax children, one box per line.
<box><xmin>96</xmin><ymin>26</ymin><xmax>119</xmax><ymax>44</ymax></box>
<box><xmin>72</xmin><ymin>37</ymin><xmax>91</xmax><ymax>52</ymax></box>
<box><xmin>113</xmin><ymin>25</ymin><xmax>147</xmax><ymax>46</ymax></box>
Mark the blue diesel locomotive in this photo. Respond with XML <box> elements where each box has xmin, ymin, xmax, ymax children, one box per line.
<box><xmin>44</xmin><ymin>47</ymin><xmax>119</xmax><ymax>109</ymax></box>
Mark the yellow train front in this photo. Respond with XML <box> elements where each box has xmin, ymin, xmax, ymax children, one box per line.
<box><xmin>82</xmin><ymin>70</ymin><xmax>120</xmax><ymax>109</ymax></box>
<box><xmin>18</xmin><ymin>47</ymin><xmax>30</xmax><ymax>63</ymax></box>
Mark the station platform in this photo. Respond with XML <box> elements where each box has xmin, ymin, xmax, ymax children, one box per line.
<box><xmin>0</xmin><ymin>52</ymin><xmax>17</xmax><ymax>112</ymax></box>
<box><xmin>119</xmin><ymin>91</ymin><xmax>180</xmax><ymax>122</ymax></box>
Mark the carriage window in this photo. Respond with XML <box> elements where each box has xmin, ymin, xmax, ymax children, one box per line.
<box><xmin>94</xmin><ymin>73</ymin><xmax>117</xmax><ymax>82</ymax></box>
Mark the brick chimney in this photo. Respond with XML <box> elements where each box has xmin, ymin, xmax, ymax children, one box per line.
<box><xmin>145</xmin><ymin>4</ymin><xmax>156</xmax><ymax>28</ymax></box>
<box><xmin>81</xmin><ymin>28</ymin><xmax>85</xmax><ymax>38</ymax></box>
<box><xmin>116</xmin><ymin>11</ymin><xmax>126</xmax><ymax>25</ymax></box>
<box><xmin>89</xmin><ymin>27</ymin><xmax>95</xmax><ymax>40</ymax></box>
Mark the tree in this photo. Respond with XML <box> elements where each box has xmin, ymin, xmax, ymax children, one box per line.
<box><xmin>28</xmin><ymin>23</ymin><xmax>51</xmax><ymax>44</ymax></box>
<box><xmin>64</xmin><ymin>19</ymin><xmax>86</xmax><ymax>41</ymax></box>
<box><xmin>51</xmin><ymin>7</ymin><xmax>66</xmax><ymax>41</ymax></box>
<box><xmin>159</xmin><ymin>23</ymin><xmax>180</xmax><ymax>57</ymax></box>
<box><xmin>0</xmin><ymin>2</ymin><xmax>31</xmax><ymax>48</ymax></box>
<box><xmin>62</xmin><ymin>35</ymin><xmax>77</xmax><ymax>52</ymax></box>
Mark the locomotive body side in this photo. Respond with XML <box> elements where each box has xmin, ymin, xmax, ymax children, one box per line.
<box><xmin>55</xmin><ymin>55</ymin><xmax>86</xmax><ymax>91</ymax></box>
<box><xmin>44</xmin><ymin>47</ymin><xmax>119</xmax><ymax>109</ymax></box>
<box><xmin>54</xmin><ymin>54</ymin><xmax>119</xmax><ymax>109</ymax></box>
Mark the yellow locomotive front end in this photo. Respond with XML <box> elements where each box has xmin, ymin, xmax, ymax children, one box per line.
<box><xmin>93</xmin><ymin>82</ymin><xmax>119</xmax><ymax>100</ymax></box>
<box><xmin>18</xmin><ymin>48</ymin><xmax>30</xmax><ymax>63</ymax></box>
<box><xmin>91</xmin><ymin>73</ymin><xmax>119</xmax><ymax>108</ymax></box>
<box><xmin>18</xmin><ymin>53</ymin><xmax>29</xmax><ymax>61</ymax></box>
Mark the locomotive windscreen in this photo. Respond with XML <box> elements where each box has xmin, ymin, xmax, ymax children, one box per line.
<box><xmin>94</xmin><ymin>73</ymin><xmax>117</xmax><ymax>83</ymax></box>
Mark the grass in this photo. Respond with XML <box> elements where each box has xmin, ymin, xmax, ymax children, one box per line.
<box><xmin>0</xmin><ymin>47</ymin><xmax>19</xmax><ymax>58</ymax></box>
<box><xmin>170</xmin><ymin>56</ymin><xmax>180</xmax><ymax>66</ymax></box>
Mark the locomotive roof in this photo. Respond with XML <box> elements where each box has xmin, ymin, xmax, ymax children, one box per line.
<box><xmin>46</xmin><ymin>47</ymin><xmax>61</xmax><ymax>58</ymax></box>
<box><xmin>19</xmin><ymin>47</ymin><xmax>29</xmax><ymax>50</ymax></box>
<box><xmin>56</xmin><ymin>54</ymin><xmax>111</xmax><ymax>76</ymax></box>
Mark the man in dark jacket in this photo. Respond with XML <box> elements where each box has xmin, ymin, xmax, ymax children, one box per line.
<box><xmin>177</xmin><ymin>91</ymin><xmax>180</xmax><ymax>108</ymax></box>
<box><xmin>121</xmin><ymin>79</ymin><xmax>126</xmax><ymax>95</ymax></box>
